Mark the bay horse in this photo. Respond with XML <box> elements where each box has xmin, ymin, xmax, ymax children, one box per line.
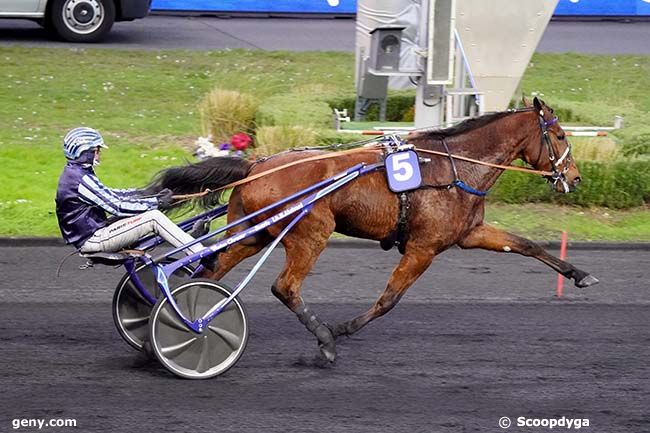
<box><xmin>149</xmin><ymin>97</ymin><xmax>598</xmax><ymax>361</ymax></box>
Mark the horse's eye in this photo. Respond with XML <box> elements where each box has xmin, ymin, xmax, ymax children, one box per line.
<box><xmin>557</xmin><ymin>133</ymin><xmax>566</xmax><ymax>141</ymax></box>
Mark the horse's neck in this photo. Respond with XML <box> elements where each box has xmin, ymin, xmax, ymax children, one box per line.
<box><xmin>446</xmin><ymin>113</ymin><xmax>535</xmax><ymax>192</ymax></box>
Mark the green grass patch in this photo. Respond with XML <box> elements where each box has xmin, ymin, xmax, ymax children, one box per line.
<box><xmin>485</xmin><ymin>203</ymin><xmax>650</xmax><ymax>242</ymax></box>
<box><xmin>522</xmin><ymin>53</ymin><xmax>650</xmax><ymax>157</ymax></box>
<box><xmin>0</xmin><ymin>47</ymin><xmax>648</xmax><ymax>238</ymax></box>
<box><xmin>257</xmin><ymin>93</ymin><xmax>333</xmax><ymax>128</ymax></box>
<box><xmin>491</xmin><ymin>160</ymin><xmax>650</xmax><ymax>209</ymax></box>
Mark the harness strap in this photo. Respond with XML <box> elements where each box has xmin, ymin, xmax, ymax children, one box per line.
<box><xmin>555</xmin><ymin>144</ymin><xmax>571</xmax><ymax>167</ymax></box>
<box><xmin>453</xmin><ymin>180</ymin><xmax>488</xmax><ymax>197</ymax></box>
<box><xmin>441</xmin><ymin>138</ymin><xmax>460</xmax><ymax>179</ymax></box>
<box><xmin>413</xmin><ymin>147</ymin><xmax>554</xmax><ymax>177</ymax></box>
<box><xmin>380</xmin><ymin>191</ymin><xmax>410</xmax><ymax>254</ymax></box>
<box><xmin>396</xmin><ymin>192</ymin><xmax>410</xmax><ymax>254</ymax></box>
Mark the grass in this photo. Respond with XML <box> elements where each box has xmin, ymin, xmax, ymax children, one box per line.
<box><xmin>484</xmin><ymin>204</ymin><xmax>650</xmax><ymax>242</ymax></box>
<box><xmin>0</xmin><ymin>47</ymin><xmax>354</xmax><ymax>236</ymax></box>
<box><xmin>0</xmin><ymin>47</ymin><xmax>648</xmax><ymax>239</ymax></box>
<box><xmin>522</xmin><ymin>53</ymin><xmax>650</xmax><ymax>157</ymax></box>
<box><xmin>255</xmin><ymin>125</ymin><xmax>317</xmax><ymax>156</ymax></box>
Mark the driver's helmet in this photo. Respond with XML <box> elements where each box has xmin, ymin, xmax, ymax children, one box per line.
<box><xmin>63</xmin><ymin>127</ymin><xmax>108</xmax><ymax>160</ymax></box>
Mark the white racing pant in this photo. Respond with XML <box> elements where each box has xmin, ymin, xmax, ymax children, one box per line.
<box><xmin>79</xmin><ymin>210</ymin><xmax>204</xmax><ymax>255</ymax></box>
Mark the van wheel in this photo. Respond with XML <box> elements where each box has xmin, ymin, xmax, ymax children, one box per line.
<box><xmin>48</xmin><ymin>0</ymin><xmax>115</xmax><ymax>42</ymax></box>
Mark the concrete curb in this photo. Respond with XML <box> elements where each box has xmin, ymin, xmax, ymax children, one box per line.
<box><xmin>1</xmin><ymin>237</ymin><xmax>648</xmax><ymax>250</ymax></box>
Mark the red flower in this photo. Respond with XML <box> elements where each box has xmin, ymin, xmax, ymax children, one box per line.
<box><xmin>230</xmin><ymin>133</ymin><xmax>252</xmax><ymax>151</ymax></box>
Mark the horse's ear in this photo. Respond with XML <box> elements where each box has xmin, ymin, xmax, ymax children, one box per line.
<box><xmin>533</xmin><ymin>96</ymin><xmax>543</xmax><ymax>113</ymax></box>
<box><xmin>522</xmin><ymin>95</ymin><xmax>532</xmax><ymax>107</ymax></box>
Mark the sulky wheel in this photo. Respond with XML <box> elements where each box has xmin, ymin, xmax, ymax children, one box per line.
<box><xmin>149</xmin><ymin>279</ymin><xmax>249</xmax><ymax>380</ymax></box>
<box><xmin>112</xmin><ymin>262</ymin><xmax>193</xmax><ymax>352</ymax></box>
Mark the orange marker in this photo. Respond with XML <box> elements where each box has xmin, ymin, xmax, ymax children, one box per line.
<box><xmin>556</xmin><ymin>231</ymin><xmax>568</xmax><ymax>298</ymax></box>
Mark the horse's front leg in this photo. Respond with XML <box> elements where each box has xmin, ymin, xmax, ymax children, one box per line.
<box><xmin>332</xmin><ymin>244</ymin><xmax>435</xmax><ymax>338</ymax></box>
<box><xmin>458</xmin><ymin>223</ymin><xmax>599</xmax><ymax>287</ymax></box>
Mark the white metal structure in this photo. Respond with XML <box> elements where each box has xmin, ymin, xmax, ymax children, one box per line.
<box><xmin>355</xmin><ymin>0</ymin><xmax>558</xmax><ymax>127</ymax></box>
<box><xmin>455</xmin><ymin>0</ymin><xmax>559</xmax><ymax>111</ymax></box>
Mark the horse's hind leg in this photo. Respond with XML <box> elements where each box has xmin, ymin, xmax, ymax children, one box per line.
<box><xmin>202</xmin><ymin>240</ymin><xmax>269</xmax><ymax>280</ymax></box>
<box><xmin>332</xmin><ymin>244</ymin><xmax>435</xmax><ymax>338</ymax></box>
<box><xmin>458</xmin><ymin>223</ymin><xmax>599</xmax><ymax>287</ymax></box>
<box><xmin>271</xmin><ymin>216</ymin><xmax>337</xmax><ymax>361</ymax></box>
<box><xmin>201</xmin><ymin>188</ymin><xmax>271</xmax><ymax>279</ymax></box>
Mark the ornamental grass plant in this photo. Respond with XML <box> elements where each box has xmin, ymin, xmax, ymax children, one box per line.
<box><xmin>569</xmin><ymin>137</ymin><xmax>621</xmax><ymax>161</ymax></box>
<box><xmin>255</xmin><ymin>125</ymin><xmax>317</xmax><ymax>156</ymax></box>
<box><xmin>199</xmin><ymin>89</ymin><xmax>258</xmax><ymax>144</ymax></box>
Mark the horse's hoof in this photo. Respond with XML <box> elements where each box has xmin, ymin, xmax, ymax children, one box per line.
<box><xmin>319</xmin><ymin>342</ymin><xmax>337</xmax><ymax>362</ymax></box>
<box><xmin>315</xmin><ymin>324</ymin><xmax>337</xmax><ymax>362</ymax></box>
<box><xmin>575</xmin><ymin>274</ymin><xmax>599</xmax><ymax>288</ymax></box>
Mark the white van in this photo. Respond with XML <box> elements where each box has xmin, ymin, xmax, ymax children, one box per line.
<box><xmin>0</xmin><ymin>0</ymin><xmax>151</xmax><ymax>42</ymax></box>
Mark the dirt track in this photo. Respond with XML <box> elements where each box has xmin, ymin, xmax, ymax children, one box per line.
<box><xmin>1</xmin><ymin>245</ymin><xmax>649</xmax><ymax>432</ymax></box>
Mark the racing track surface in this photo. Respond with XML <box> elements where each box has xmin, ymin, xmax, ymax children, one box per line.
<box><xmin>1</xmin><ymin>244</ymin><xmax>649</xmax><ymax>432</ymax></box>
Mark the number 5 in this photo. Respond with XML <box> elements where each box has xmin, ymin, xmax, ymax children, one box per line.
<box><xmin>391</xmin><ymin>152</ymin><xmax>413</xmax><ymax>182</ymax></box>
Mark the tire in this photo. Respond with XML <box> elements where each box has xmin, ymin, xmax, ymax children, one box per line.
<box><xmin>48</xmin><ymin>0</ymin><xmax>115</xmax><ymax>43</ymax></box>
<box><xmin>149</xmin><ymin>279</ymin><xmax>249</xmax><ymax>380</ymax></box>
<box><xmin>112</xmin><ymin>262</ymin><xmax>194</xmax><ymax>352</ymax></box>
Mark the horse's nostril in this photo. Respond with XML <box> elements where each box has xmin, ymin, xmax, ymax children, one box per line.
<box><xmin>573</xmin><ymin>176</ymin><xmax>582</xmax><ymax>185</ymax></box>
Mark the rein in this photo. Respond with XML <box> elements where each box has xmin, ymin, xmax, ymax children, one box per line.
<box><xmin>171</xmin><ymin>146</ymin><xmax>383</xmax><ymax>201</ymax></box>
<box><xmin>171</xmin><ymin>143</ymin><xmax>553</xmax><ymax>202</ymax></box>
<box><xmin>172</xmin><ymin>108</ymin><xmax>568</xmax><ymax>201</ymax></box>
<box><xmin>412</xmin><ymin>147</ymin><xmax>553</xmax><ymax>176</ymax></box>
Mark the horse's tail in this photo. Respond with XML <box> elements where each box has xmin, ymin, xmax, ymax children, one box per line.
<box><xmin>146</xmin><ymin>156</ymin><xmax>253</xmax><ymax>208</ymax></box>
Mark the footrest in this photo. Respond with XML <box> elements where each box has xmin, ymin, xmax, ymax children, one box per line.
<box><xmin>79</xmin><ymin>251</ymin><xmax>143</xmax><ymax>266</ymax></box>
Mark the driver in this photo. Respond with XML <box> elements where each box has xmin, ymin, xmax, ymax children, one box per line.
<box><xmin>55</xmin><ymin>127</ymin><xmax>215</xmax><ymax>267</ymax></box>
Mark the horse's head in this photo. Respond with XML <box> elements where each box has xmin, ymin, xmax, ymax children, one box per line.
<box><xmin>520</xmin><ymin>97</ymin><xmax>581</xmax><ymax>193</ymax></box>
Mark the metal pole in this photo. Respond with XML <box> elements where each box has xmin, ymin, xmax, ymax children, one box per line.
<box><xmin>414</xmin><ymin>0</ymin><xmax>444</xmax><ymax>129</ymax></box>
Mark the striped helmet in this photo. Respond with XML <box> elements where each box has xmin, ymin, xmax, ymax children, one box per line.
<box><xmin>63</xmin><ymin>127</ymin><xmax>108</xmax><ymax>159</ymax></box>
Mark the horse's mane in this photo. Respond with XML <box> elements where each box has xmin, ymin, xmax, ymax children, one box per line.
<box><xmin>413</xmin><ymin>110</ymin><xmax>519</xmax><ymax>140</ymax></box>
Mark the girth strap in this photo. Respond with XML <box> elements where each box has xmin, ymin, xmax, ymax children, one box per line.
<box><xmin>380</xmin><ymin>191</ymin><xmax>410</xmax><ymax>255</ymax></box>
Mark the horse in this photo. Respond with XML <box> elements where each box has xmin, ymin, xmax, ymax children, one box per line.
<box><xmin>148</xmin><ymin>97</ymin><xmax>598</xmax><ymax>362</ymax></box>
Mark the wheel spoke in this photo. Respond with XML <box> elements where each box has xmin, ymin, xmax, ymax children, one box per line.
<box><xmin>214</xmin><ymin>302</ymin><xmax>238</xmax><ymax>320</ymax></box>
<box><xmin>124</xmin><ymin>281</ymin><xmax>150</xmax><ymax>305</ymax></box>
<box><xmin>158</xmin><ymin>306</ymin><xmax>189</xmax><ymax>333</ymax></box>
<box><xmin>188</xmin><ymin>287</ymin><xmax>200</xmax><ymax>321</ymax></box>
<box><xmin>160</xmin><ymin>337</ymin><xmax>198</xmax><ymax>359</ymax></box>
<box><xmin>208</xmin><ymin>325</ymin><xmax>241</xmax><ymax>351</ymax></box>
<box><xmin>194</xmin><ymin>337</ymin><xmax>211</xmax><ymax>373</ymax></box>
<box><xmin>121</xmin><ymin>315</ymin><xmax>149</xmax><ymax>330</ymax></box>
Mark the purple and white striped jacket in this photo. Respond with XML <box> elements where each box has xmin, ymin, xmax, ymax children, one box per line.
<box><xmin>55</xmin><ymin>154</ymin><xmax>159</xmax><ymax>248</ymax></box>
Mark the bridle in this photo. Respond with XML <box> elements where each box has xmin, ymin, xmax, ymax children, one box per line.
<box><xmin>537</xmin><ymin>111</ymin><xmax>573</xmax><ymax>193</ymax></box>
